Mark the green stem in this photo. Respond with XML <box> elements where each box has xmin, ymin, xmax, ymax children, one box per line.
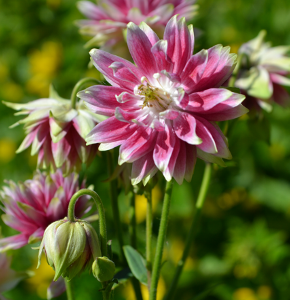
<box><xmin>106</xmin><ymin>151</ymin><xmax>125</xmax><ymax>264</ymax></box>
<box><xmin>228</xmin><ymin>53</ymin><xmax>244</xmax><ymax>87</ymax></box>
<box><xmin>70</xmin><ymin>77</ymin><xmax>100</xmax><ymax>109</ymax></box>
<box><xmin>128</xmin><ymin>191</ymin><xmax>137</xmax><ymax>249</ymax></box>
<box><xmin>68</xmin><ymin>189</ymin><xmax>107</xmax><ymax>257</ymax></box>
<box><xmin>149</xmin><ymin>181</ymin><xmax>173</xmax><ymax>300</ymax></box>
<box><xmin>65</xmin><ymin>278</ymin><xmax>75</xmax><ymax>300</ymax></box>
<box><xmin>145</xmin><ymin>188</ymin><xmax>153</xmax><ymax>289</ymax></box>
<box><xmin>164</xmin><ymin>163</ymin><xmax>212</xmax><ymax>300</ymax></box>
<box><xmin>102</xmin><ymin>282</ymin><xmax>112</xmax><ymax>300</ymax></box>
<box><xmin>131</xmin><ymin>277</ymin><xmax>144</xmax><ymax>300</ymax></box>
<box><xmin>128</xmin><ymin>191</ymin><xmax>144</xmax><ymax>300</ymax></box>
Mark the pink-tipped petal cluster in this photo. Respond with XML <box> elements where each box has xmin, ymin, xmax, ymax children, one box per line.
<box><xmin>235</xmin><ymin>30</ymin><xmax>290</xmax><ymax>113</ymax></box>
<box><xmin>0</xmin><ymin>170</ymin><xmax>91</xmax><ymax>251</ymax></box>
<box><xmin>4</xmin><ymin>87</ymin><xmax>104</xmax><ymax>173</ymax></box>
<box><xmin>76</xmin><ymin>0</ymin><xmax>198</xmax><ymax>51</ymax></box>
<box><xmin>78</xmin><ymin>16</ymin><xmax>248</xmax><ymax>185</ymax></box>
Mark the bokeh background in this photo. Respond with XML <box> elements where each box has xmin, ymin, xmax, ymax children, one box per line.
<box><xmin>1</xmin><ymin>0</ymin><xmax>290</xmax><ymax>299</ymax></box>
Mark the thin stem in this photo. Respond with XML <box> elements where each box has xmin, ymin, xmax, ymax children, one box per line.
<box><xmin>65</xmin><ymin>278</ymin><xmax>75</xmax><ymax>300</ymax></box>
<box><xmin>131</xmin><ymin>277</ymin><xmax>144</xmax><ymax>300</ymax></box>
<box><xmin>106</xmin><ymin>151</ymin><xmax>125</xmax><ymax>264</ymax></box>
<box><xmin>128</xmin><ymin>191</ymin><xmax>137</xmax><ymax>249</ymax></box>
<box><xmin>228</xmin><ymin>53</ymin><xmax>244</xmax><ymax>87</ymax></box>
<box><xmin>149</xmin><ymin>180</ymin><xmax>173</xmax><ymax>300</ymax></box>
<box><xmin>70</xmin><ymin>77</ymin><xmax>100</xmax><ymax>109</ymax></box>
<box><xmin>68</xmin><ymin>189</ymin><xmax>107</xmax><ymax>257</ymax></box>
<box><xmin>164</xmin><ymin>163</ymin><xmax>212</xmax><ymax>300</ymax></box>
<box><xmin>102</xmin><ymin>282</ymin><xmax>112</xmax><ymax>300</ymax></box>
<box><xmin>145</xmin><ymin>188</ymin><xmax>153</xmax><ymax>289</ymax></box>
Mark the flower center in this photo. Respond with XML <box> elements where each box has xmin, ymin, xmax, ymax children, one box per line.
<box><xmin>136</xmin><ymin>83</ymin><xmax>172</xmax><ymax>112</ymax></box>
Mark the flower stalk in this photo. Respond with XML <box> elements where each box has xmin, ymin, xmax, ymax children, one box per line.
<box><xmin>106</xmin><ymin>151</ymin><xmax>126</xmax><ymax>264</ymax></box>
<box><xmin>164</xmin><ymin>163</ymin><xmax>212</xmax><ymax>300</ymax></box>
<box><xmin>149</xmin><ymin>180</ymin><xmax>173</xmax><ymax>300</ymax></box>
<box><xmin>71</xmin><ymin>77</ymin><xmax>101</xmax><ymax>109</ymax></box>
<box><xmin>145</xmin><ymin>188</ymin><xmax>153</xmax><ymax>289</ymax></box>
<box><xmin>65</xmin><ymin>278</ymin><xmax>75</xmax><ymax>300</ymax></box>
<box><xmin>68</xmin><ymin>189</ymin><xmax>107</xmax><ymax>257</ymax></box>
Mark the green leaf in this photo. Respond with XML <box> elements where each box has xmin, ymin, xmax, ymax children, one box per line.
<box><xmin>123</xmin><ymin>245</ymin><xmax>147</xmax><ymax>285</ymax></box>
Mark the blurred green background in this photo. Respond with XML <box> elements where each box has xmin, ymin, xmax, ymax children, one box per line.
<box><xmin>1</xmin><ymin>0</ymin><xmax>290</xmax><ymax>299</ymax></box>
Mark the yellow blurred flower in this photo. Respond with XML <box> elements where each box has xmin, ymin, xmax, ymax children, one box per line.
<box><xmin>26</xmin><ymin>255</ymin><xmax>55</xmax><ymax>299</ymax></box>
<box><xmin>257</xmin><ymin>286</ymin><xmax>272</xmax><ymax>299</ymax></box>
<box><xmin>26</xmin><ymin>41</ymin><xmax>62</xmax><ymax>97</ymax></box>
<box><xmin>233</xmin><ymin>288</ymin><xmax>258</xmax><ymax>300</ymax></box>
<box><xmin>121</xmin><ymin>277</ymin><xmax>166</xmax><ymax>300</ymax></box>
<box><xmin>0</xmin><ymin>138</ymin><xmax>16</xmax><ymax>163</ymax></box>
<box><xmin>135</xmin><ymin>185</ymin><xmax>162</xmax><ymax>224</ymax></box>
<box><xmin>165</xmin><ymin>238</ymin><xmax>195</xmax><ymax>271</ymax></box>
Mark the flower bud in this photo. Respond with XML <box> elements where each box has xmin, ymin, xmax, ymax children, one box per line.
<box><xmin>92</xmin><ymin>256</ymin><xmax>115</xmax><ymax>282</ymax></box>
<box><xmin>38</xmin><ymin>217</ymin><xmax>101</xmax><ymax>281</ymax></box>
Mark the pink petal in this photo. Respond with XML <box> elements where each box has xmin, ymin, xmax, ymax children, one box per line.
<box><xmin>184</xmin><ymin>144</ymin><xmax>197</xmax><ymax>182</ymax></box>
<box><xmin>195</xmin><ymin>117</ymin><xmax>231</xmax><ymax>159</ymax></box>
<box><xmin>173</xmin><ymin>112</ymin><xmax>202</xmax><ymax>145</ymax></box>
<box><xmin>89</xmin><ymin>49</ymin><xmax>143</xmax><ymax>89</ymax></box>
<box><xmin>164</xmin><ymin>136</ymin><xmax>180</xmax><ymax>181</ymax></box>
<box><xmin>127</xmin><ymin>22</ymin><xmax>158</xmax><ymax>79</ymax></box>
<box><xmin>47</xmin><ymin>278</ymin><xmax>66</xmax><ymax>300</ymax></box>
<box><xmin>164</xmin><ymin>16</ymin><xmax>192</xmax><ymax>74</ymax></box>
<box><xmin>153</xmin><ymin>121</ymin><xmax>176</xmax><ymax>172</ymax></box>
<box><xmin>131</xmin><ymin>152</ymin><xmax>158</xmax><ymax>185</ymax></box>
<box><xmin>193</xmin><ymin>45</ymin><xmax>236</xmax><ymax>92</ymax></box>
<box><xmin>109</xmin><ymin>62</ymin><xmax>140</xmax><ymax>85</ymax></box>
<box><xmin>151</xmin><ymin>40</ymin><xmax>173</xmax><ymax>72</ymax></box>
<box><xmin>115</xmin><ymin>107</ymin><xmax>145</xmax><ymax>123</ymax></box>
<box><xmin>181</xmin><ymin>49</ymin><xmax>208</xmax><ymax>92</ymax></box>
<box><xmin>139</xmin><ymin>22</ymin><xmax>159</xmax><ymax>46</ymax></box>
<box><xmin>77</xmin><ymin>1</ymin><xmax>108</xmax><ymax>20</ymax></box>
<box><xmin>119</xmin><ymin>126</ymin><xmax>157</xmax><ymax>164</ymax></box>
<box><xmin>173</xmin><ymin>140</ymin><xmax>186</xmax><ymax>184</ymax></box>
<box><xmin>51</xmin><ymin>135</ymin><xmax>72</xmax><ymax>168</ymax></box>
<box><xmin>0</xmin><ymin>234</ymin><xmax>28</xmax><ymax>251</ymax></box>
<box><xmin>86</xmin><ymin>116</ymin><xmax>136</xmax><ymax>145</ymax></box>
<box><xmin>78</xmin><ymin>85</ymin><xmax>138</xmax><ymax>117</ymax></box>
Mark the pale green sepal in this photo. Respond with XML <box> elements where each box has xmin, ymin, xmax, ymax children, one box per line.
<box><xmin>235</xmin><ymin>67</ymin><xmax>272</xmax><ymax>99</ymax></box>
<box><xmin>196</xmin><ymin>148</ymin><xmax>226</xmax><ymax>167</ymax></box>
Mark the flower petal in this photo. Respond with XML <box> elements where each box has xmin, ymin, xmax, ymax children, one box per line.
<box><xmin>153</xmin><ymin>121</ymin><xmax>176</xmax><ymax>172</ymax></box>
<box><xmin>86</xmin><ymin>116</ymin><xmax>135</xmax><ymax>145</ymax></box>
<box><xmin>173</xmin><ymin>112</ymin><xmax>202</xmax><ymax>145</ymax></box>
<box><xmin>127</xmin><ymin>22</ymin><xmax>158</xmax><ymax>79</ymax></box>
<box><xmin>164</xmin><ymin>16</ymin><xmax>192</xmax><ymax>74</ymax></box>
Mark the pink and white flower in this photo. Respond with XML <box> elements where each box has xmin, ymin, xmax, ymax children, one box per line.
<box><xmin>76</xmin><ymin>0</ymin><xmax>198</xmax><ymax>51</ymax></box>
<box><xmin>0</xmin><ymin>170</ymin><xmax>91</xmax><ymax>251</ymax></box>
<box><xmin>78</xmin><ymin>16</ymin><xmax>248</xmax><ymax>185</ymax></box>
<box><xmin>4</xmin><ymin>87</ymin><xmax>104</xmax><ymax>174</ymax></box>
<box><xmin>235</xmin><ymin>30</ymin><xmax>290</xmax><ymax>113</ymax></box>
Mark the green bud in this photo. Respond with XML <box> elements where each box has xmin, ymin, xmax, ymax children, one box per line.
<box><xmin>37</xmin><ymin>218</ymin><xmax>101</xmax><ymax>281</ymax></box>
<box><xmin>92</xmin><ymin>256</ymin><xmax>115</xmax><ymax>282</ymax></box>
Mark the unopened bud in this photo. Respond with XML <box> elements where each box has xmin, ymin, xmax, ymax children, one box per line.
<box><xmin>38</xmin><ymin>218</ymin><xmax>101</xmax><ymax>281</ymax></box>
<box><xmin>92</xmin><ymin>256</ymin><xmax>115</xmax><ymax>282</ymax></box>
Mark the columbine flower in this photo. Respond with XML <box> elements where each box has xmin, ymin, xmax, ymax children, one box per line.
<box><xmin>0</xmin><ymin>253</ymin><xmax>29</xmax><ymax>294</ymax></box>
<box><xmin>78</xmin><ymin>16</ymin><xmax>248</xmax><ymax>185</ymax></box>
<box><xmin>38</xmin><ymin>218</ymin><xmax>101</xmax><ymax>281</ymax></box>
<box><xmin>0</xmin><ymin>170</ymin><xmax>91</xmax><ymax>251</ymax></box>
<box><xmin>4</xmin><ymin>86</ymin><xmax>105</xmax><ymax>174</ymax></box>
<box><xmin>235</xmin><ymin>30</ymin><xmax>290</xmax><ymax>113</ymax></box>
<box><xmin>76</xmin><ymin>0</ymin><xmax>198</xmax><ymax>52</ymax></box>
